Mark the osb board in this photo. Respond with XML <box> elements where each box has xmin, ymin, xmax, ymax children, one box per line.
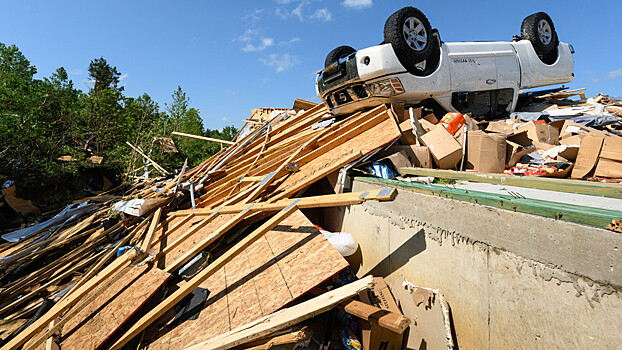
<box><xmin>60</xmin><ymin>264</ymin><xmax>171</xmax><ymax>350</ymax></box>
<box><xmin>151</xmin><ymin>213</ymin><xmax>236</xmax><ymax>270</ymax></box>
<box><xmin>143</xmin><ymin>210</ymin><xmax>348</xmax><ymax>349</ymax></box>
<box><xmin>272</xmin><ymin>115</ymin><xmax>401</xmax><ymax>200</ymax></box>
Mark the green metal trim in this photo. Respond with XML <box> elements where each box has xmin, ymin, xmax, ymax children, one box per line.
<box><xmin>355</xmin><ymin>176</ymin><xmax>622</xmax><ymax>229</ymax></box>
<box><xmin>399</xmin><ymin>167</ymin><xmax>622</xmax><ymax>199</ymax></box>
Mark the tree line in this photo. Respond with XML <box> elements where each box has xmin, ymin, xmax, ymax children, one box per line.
<box><xmin>0</xmin><ymin>42</ymin><xmax>237</xmax><ymax>192</ymax></box>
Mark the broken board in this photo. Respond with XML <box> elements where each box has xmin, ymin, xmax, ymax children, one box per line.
<box><xmin>142</xmin><ymin>209</ymin><xmax>348</xmax><ymax>349</ymax></box>
<box><xmin>60</xmin><ymin>264</ymin><xmax>171</xmax><ymax>350</ymax></box>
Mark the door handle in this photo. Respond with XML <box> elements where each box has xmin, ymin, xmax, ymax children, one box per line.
<box><xmin>486</xmin><ymin>79</ymin><xmax>497</xmax><ymax>84</ymax></box>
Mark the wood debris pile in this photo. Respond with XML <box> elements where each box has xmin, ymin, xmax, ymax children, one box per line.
<box><xmin>0</xmin><ymin>99</ymin><xmax>443</xmax><ymax>349</ymax></box>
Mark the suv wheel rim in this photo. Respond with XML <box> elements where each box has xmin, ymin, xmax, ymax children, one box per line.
<box><xmin>403</xmin><ymin>17</ymin><xmax>427</xmax><ymax>51</ymax></box>
<box><xmin>537</xmin><ymin>19</ymin><xmax>552</xmax><ymax>45</ymax></box>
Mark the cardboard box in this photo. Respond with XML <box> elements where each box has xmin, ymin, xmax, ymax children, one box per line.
<box><xmin>418</xmin><ymin>118</ymin><xmax>436</xmax><ymax>133</ymax></box>
<box><xmin>358</xmin><ymin>277</ymin><xmax>405</xmax><ymax>350</ymax></box>
<box><xmin>420</xmin><ymin>126</ymin><xmax>463</xmax><ymax>169</ymax></box>
<box><xmin>514</xmin><ymin>120</ymin><xmax>561</xmax><ymax>148</ymax></box>
<box><xmin>422</xmin><ymin>113</ymin><xmax>438</xmax><ymax>124</ymax></box>
<box><xmin>383</xmin><ymin>145</ymin><xmax>432</xmax><ymax>169</ymax></box>
<box><xmin>506</xmin><ymin>140</ymin><xmax>536</xmax><ymax>167</ymax></box>
<box><xmin>486</xmin><ymin>119</ymin><xmax>515</xmax><ymax>134</ymax></box>
<box><xmin>466</xmin><ymin>131</ymin><xmax>507</xmax><ymax>173</ymax></box>
<box><xmin>595</xmin><ymin>136</ymin><xmax>622</xmax><ymax>178</ymax></box>
<box><xmin>571</xmin><ymin>136</ymin><xmax>604</xmax><ymax>179</ymax></box>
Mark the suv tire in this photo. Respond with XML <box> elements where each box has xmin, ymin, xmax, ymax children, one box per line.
<box><xmin>521</xmin><ymin>12</ymin><xmax>559</xmax><ymax>64</ymax></box>
<box><xmin>384</xmin><ymin>7</ymin><xmax>435</xmax><ymax>68</ymax></box>
<box><xmin>325</xmin><ymin>45</ymin><xmax>356</xmax><ymax>68</ymax></box>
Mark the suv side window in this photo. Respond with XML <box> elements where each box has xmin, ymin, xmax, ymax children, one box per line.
<box><xmin>451</xmin><ymin>88</ymin><xmax>514</xmax><ymax>119</ymax></box>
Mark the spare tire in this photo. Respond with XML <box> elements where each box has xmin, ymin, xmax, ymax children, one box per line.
<box><xmin>521</xmin><ymin>12</ymin><xmax>559</xmax><ymax>59</ymax></box>
<box><xmin>384</xmin><ymin>7</ymin><xmax>435</xmax><ymax>67</ymax></box>
<box><xmin>324</xmin><ymin>45</ymin><xmax>356</xmax><ymax>67</ymax></box>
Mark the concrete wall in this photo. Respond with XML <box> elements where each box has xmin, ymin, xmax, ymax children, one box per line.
<box><xmin>323</xmin><ymin>180</ymin><xmax>622</xmax><ymax>350</ymax></box>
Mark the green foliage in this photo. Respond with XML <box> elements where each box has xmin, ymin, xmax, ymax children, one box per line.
<box><xmin>0</xmin><ymin>43</ymin><xmax>237</xmax><ymax>193</ymax></box>
<box><xmin>88</xmin><ymin>57</ymin><xmax>123</xmax><ymax>92</ymax></box>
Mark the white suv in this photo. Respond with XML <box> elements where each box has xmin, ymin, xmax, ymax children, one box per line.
<box><xmin>316</xmin><ymin>7</ymin><xmax>574</xmax><ymax>118</ymax></box>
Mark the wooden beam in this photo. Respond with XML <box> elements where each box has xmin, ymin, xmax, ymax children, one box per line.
<box><xmin>172</xmin><ymin>188</ymin><xmax>397</xmax><ymax>218</ymax></box>
<box><xmin>165</xmin><ymin>204</ymin><xmax>256</xmax><ymax>273</ymax></box>
<box><xmin>171</xmin><ymin>131</ymin><xmax>235</xmax><ymax>145</ymax></box>
<box><xmin>3</xmin><ymin>251</ymin><xmax>136</xmax><ymax>350</ymax></box>
<box><xmin>399</xmin><ymin>167</ymin><xmax>622</xmax><ymax>199</ymax></box>
<box><xmin>183</xmin><ymin>276</ymin><xmax>375</xmax><ymax>350</ymax></box>
<box><xmin>342</xmin><ymin>300</ymin><xmax>410</xmax><ymax>334</ymax></box>
<box><xmin>140</xmin><ymin>207</ymin><xmax>162</xmax><ymax>253</ymax></box>
<box><xmin>125</xmin><ymin>142</ymin><xmax>168</xmax><ymax>175</ymax></box>
<box><xmin>110</xmin><ymin>202</ymin><xmax>302</xmax><ymax>349</ymax></box>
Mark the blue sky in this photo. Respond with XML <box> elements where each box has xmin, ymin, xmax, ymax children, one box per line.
<box><xmin>1</xmin><ymin>0</ymin><xmax>620</xmax><ymax>130</ymax></box>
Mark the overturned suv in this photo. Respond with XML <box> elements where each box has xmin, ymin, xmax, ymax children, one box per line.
<box><xmin>316</xmin><ymin>7</ymin><xmax>574</xmax><ymax>118</ymax></box>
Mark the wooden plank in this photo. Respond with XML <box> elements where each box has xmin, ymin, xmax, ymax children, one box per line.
<box><xmin>141</xmin><ymin>207</ymin><xmax>163</xmax><ymax>253</ymax></box>
<box><xmin>171</xmin><ymin>131</ymin><xmax>235</xmax><ymax>145</ymax></box>
<box><xmin>183</xmin><ymin>276</ymin><xmax>375</xmax><ymax>350</ymax></box>
<box><xmin>399</xmin><ymin>167</ymin><xmax>622</xmax><ymax>199</ymax></box>
<box><xmin>172</xmin><ymin>188</ymin><xmax>397</xmax><ymax>218</ymax></box>
<box><xmin>165</xmin><ymin>205</ymin><xmax>256</xmax><ymax>273</ymax></box>
<box><xmin>270</xmin><ymin>112</ymin><xmax>401</xmax><ymax>201</ymax></box>
<box><xmin>145</xmin><ymin>210</ymin><xmax>349</xmax><ymax>349</ymax></box>
<box><xmin>342</xmin><ymin>300</ymin><xmax>410</xmax><ymax>334</ymax></box>
<box><xmin>126</xmin><ymin>141</ymin><xmax>168</xmax><ymax>175</ymax></box>
<box><xmin>109</xmin><ymin>202</ymin><xmax>302</xmax><ymax>349</ymax></box>
<box><xmin>3</xmin><ymin>251</ymin><xmax>136</xmax><ymax>350</ymax></box>
<box><xmin>59</xmin><ymin>265</ymin><xmax>171</xmax><ymax>350</ymax></box>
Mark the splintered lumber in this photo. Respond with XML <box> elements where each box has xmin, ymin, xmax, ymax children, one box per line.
<box><xmin>172</xmin><ymin>188</ymin><xmax>397</xmax><ymax>217</ymax></box>
<box><xmin>126</xmin><ymin>141</ymin><xmax>168</xmax><ymax>175</ymax></box>
<box><xmin>235</xmin><ymin>328</ymin><xmax>310</xmax><ymax>350</ymax></box>
<box><xmin>171</xmin><ymin>131</ymin><xmax>236</xmax><ymax>145</ymax></box>
<box><xmin>165</xmin><ymin>188</ymin><xmax>396</xmax><ymax>273</ymax></box>
<box><xmin>144</xmin><ymin>209</ymin><xmax>349</xmax><ymax>349</ymax></box>
<box><xmin>3</xmin><ymin>251</ymin><xmax>138</xmax><ymax>350</ymax></box>
<box><xmin>342</xmin><ymin>300</ymin><xmax>410</xmax><ymax>334</ymax></box>
<box><xmin>183</xmin><ymin>276</ymin><xmax>376</xmax><ymax>350</ymax></box>
<box><xmin>109</xmin><ymin>202</ymin><xmax>302</xmax><ymax>349</ymax></box>
<box><xmin>164</xmin><ymin>205</ymin><xmax>256</xmax><ymax>273</ymax></box>
<box><xmin>58</xmin><ymin>265</ymin><xmax>171</xmax><ymax>350</ymax></box>
<box><xmin>141</xmin><ymin>207</ymin><xmax>163</xmax><ymax>252</ymax></box>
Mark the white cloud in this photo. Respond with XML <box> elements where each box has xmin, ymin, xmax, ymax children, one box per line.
<box><xmin>291</xmin><ymin>2</ymin><xmax>304</xmax><ymax>21</ymax></box>
<box><xmin>243</xmin><ymin>9</ymin><xmax>264</xmax><ymax>22</ymax></box>
<box><xmin>119</xmin><ymin>73</ymin><xmax>128</xmax><ymax>82</ymax></box>
<box><xmin>341</xmin><ymin>0</ymin><xmax>372</xmax><ymax>9</ymax></box>
<box><xmin>67</xmin><ymin>68</ymin><xmax>82</xmax><ymax>75</ymax></box>
<box><xmin>242</xmin><ymin>38</ymin><xmax>275</xmax><ymax>52</ymax></box>
<box><xmin>309</xmin><ymin>8</ymin><xmax>333</xmax><ymax>22</ymax></box>
<box><xmin>235</xmin><ymin>29</ymin><xmax>274</xmax><ymax>52</ymax></box>
<box><xmin>280</xmin><ymin>37</ymin><xmax>301</xmax><ymax>45</ymax></box>
<box><xmin>276</xmin><ymin>1</ymin><xmax>305</xmax><ymax>21</ymax></box>
<box><xmin>607</xmin><ymin>68</ymin><xmax>622</xmax><ymax>80</ymax></box>
<box><xmin>260</xmin><ymin>54</ymin><xmax>300</xmax><ymax>72</ymax></box>
<box><xmin>220</xmin><ymin>117</ymin><xmax>230</xmax><ymax>122</ymax></box>
<box><xmin>275</xmin><ymin>0</ymin><xmax>296</xmax><ymax>3</ymax></box>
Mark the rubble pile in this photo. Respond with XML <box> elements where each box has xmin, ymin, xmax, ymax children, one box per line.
<box><xmin>0</xmin><ymin>89</ymin><xmax>619</xmax><ymax>349</ymax></box>
<box><xmin>0</xmin><ymin>99</ymin><xmax>456</xmax><ymax>350</ymax></box>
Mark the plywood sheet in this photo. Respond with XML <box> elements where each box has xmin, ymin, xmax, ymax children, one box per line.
<box><xmin>272</xmin><ymin>115</ymin><xmax>401</xmax><ymax>200</ymax></box>
<box><xmin>143</xmin><ymin>210</ymin><xmax>348</xmax><ymax>349</ymax></box>
<box><xmin>60</xmin><ymin>264</ymin><xmax>171</xmax><ymax>350</ymax></box>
